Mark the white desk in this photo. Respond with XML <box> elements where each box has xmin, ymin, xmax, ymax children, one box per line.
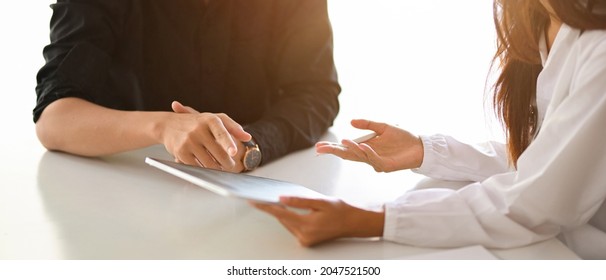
<box><xmin>0</xmin><ymin>135</ymin><xmax>579</xmax><ymax>260</ymax></box>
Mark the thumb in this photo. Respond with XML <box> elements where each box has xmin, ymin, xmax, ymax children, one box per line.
<box><xmin>217</xmin><ymin>114</ymin><xmax>252</xmax><ymax>143</ymax></box>
<box><xmin>171</xmin><ymin>101</ymin><xmax>199</xmax><ymax>114</ymax></box>
<box><xmin>351</xmin><ymin>119</ymin><xmax>388</xmax><ymax>135</ymax></box>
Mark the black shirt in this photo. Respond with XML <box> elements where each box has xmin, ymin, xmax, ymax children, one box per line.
<box><xmin>34</xmin><ymin>0</ymin><xmax>341</xmax><ymax>164</ymax></box>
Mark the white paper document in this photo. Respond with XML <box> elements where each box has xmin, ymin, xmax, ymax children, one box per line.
<box><xmin>145</xmin><ymin>157</ymin><xmax>327</xmax><ymax>204</ymax></box>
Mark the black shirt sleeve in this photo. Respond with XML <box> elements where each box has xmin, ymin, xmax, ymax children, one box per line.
<box><xmin>244</xmin><ymin>0</ymin><xmax>341</xmax><ymax>165</ymax></box>
<box><xmin>34</xmin><ymin>0</ymin><xmax>130</xmax><ymax>122</ymax></box>
<box><xmin>34</xmin><ymin>0</ymin><xmax>340</xmax><ymax>165</ymax></box>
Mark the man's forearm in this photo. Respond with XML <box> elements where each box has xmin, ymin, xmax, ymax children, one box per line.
<box><xmin>35</xmin><ymin>97</ymin><xmax>166</xmax><ymax>156</ymax></box>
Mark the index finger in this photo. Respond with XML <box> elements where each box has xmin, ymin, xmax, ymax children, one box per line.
<box><xmin>218</xmin><ymin>114</ymin><xmax>252</xmax><ymax>143</ymax></box>
<box><xmin>206</xmin><ymin>114</ymin><xmax>250</xmax><ymax>157</ymax></box>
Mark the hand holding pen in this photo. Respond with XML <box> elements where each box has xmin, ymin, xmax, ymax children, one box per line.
<box><xmin>315</xmin><ymin>119</ymin><xmax>425</xmax><ymax>173</ymax></box>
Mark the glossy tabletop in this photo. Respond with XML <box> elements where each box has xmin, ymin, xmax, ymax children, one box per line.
<box><xmin>0</xmin><ymin>138</ymin><xmax>579</xmax><ymax>259</ymax></box>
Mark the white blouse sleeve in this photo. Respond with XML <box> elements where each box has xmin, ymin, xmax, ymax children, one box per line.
<box><xmin>383</xmin><ymin>35</ymin><xmax>606</xmax><ymax>249</ymax></box>
<box><xmin>413</xmin><ymin>134</ymin><xmax>510</xmax><ymax>182</ymax></box>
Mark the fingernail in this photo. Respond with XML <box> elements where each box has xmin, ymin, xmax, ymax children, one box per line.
<box><xmin>228</xmin><ymin>147</ymin><xmax>236</xmax><ymax>156</ymax></box>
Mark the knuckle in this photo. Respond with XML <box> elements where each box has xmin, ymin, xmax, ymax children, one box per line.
<box><xmin>196</xmin><ymin>112</ymin><xmax>209</xmax><ymax>120</ymax></box>
<box><xmin>173</xmin><ymin>142</ymin><xmax>188</xmax><ymax>153</ymax></box>
<box><xmin>182</xmin><ymin>134</ymin><xmax>197</xmax><ymax>146</ymax></box>
<box><xmin>207</xmin><ymin>115</ymin><xmax>223</xmax><ymax>126</ymax></box>
<box><xmin>185</xmin><ymin>130</ymin><xmax>197</xmax><ymax>139</ymax></box>
<box><xmin>213</xmin><ymin>129</ymin><xmax>228</xmax><ymax>139</ymax></box>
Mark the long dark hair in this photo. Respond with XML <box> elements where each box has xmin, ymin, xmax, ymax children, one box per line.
<box><xmin>491</xmin><ymin>0</ymin><xmax>606</xmax><ymax>167</ymax></box>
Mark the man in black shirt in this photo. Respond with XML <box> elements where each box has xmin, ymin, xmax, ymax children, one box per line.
<box><xmin>34</xmin><ymin>0</ymin><xmax>340</xmax><ymax>172</ymax></box>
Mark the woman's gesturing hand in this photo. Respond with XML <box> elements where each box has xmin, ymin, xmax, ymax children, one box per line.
<box><xmin>316</xmin><ymin>119</ymin><xmax>424</xmax><ymax>172</ymax></box>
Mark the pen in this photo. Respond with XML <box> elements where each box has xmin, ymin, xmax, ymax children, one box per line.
<box><xmin>334</xmin><ymin>132</ymin><xmax>378</xmax><ymax>149</ymax></box>
<box><xmin>351</xmin><ymin>132</ymin><xmax>378</xmax><ymax>144</ymax></box>
<box><xmin>316</xmin><ymin>132</ymin><xmax>378</xmax><ymax>156</ymax></box>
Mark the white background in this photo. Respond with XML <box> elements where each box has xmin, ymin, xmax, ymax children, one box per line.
<box><xmin>327</xmin><ymin>0</ymin><xmax>501</xmax><ymax>142</ymax></box>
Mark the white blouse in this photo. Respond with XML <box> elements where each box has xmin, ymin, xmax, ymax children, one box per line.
<box><xmin>383</xmin><ymin>24</ymin><xmax>606</xmax><ymax>259</ymax></box>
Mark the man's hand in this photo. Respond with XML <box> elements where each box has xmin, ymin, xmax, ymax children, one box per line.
<box><xmin>161</xmin><ymin>101</ymin><xmax>251</xmax><ymax>172</ymax></box>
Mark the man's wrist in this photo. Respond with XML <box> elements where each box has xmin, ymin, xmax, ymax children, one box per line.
<box><xmin>146</xmin><ymin>111</ymin><xmax>172</xmax><ymax>145</ymax></box>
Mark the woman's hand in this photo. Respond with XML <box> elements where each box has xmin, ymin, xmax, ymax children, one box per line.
<box><xmin>316</xmin><ymin>119</ymin><xmax>424</xmax><ymax>172</ymax></box>
<box><xmin>158</xmin><ymin>101</ymin><xmax>252</xmax><ymax>172</ymax></box>
<box><xmin>251</xmin><ymin>197</ymin><xmax>384</xmax><ymax>247</ymax></box>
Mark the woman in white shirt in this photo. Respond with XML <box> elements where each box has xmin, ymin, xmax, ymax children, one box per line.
<box><xmin>253</xmin><ymin>0</ymin><xmax>606</xmax><ymax>259</ymax></box>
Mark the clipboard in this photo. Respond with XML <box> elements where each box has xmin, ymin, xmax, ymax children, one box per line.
<box><xmin>145</xmin><ymin>157</ymin><xmax>327</xmax><ymax>204</ymax></box>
